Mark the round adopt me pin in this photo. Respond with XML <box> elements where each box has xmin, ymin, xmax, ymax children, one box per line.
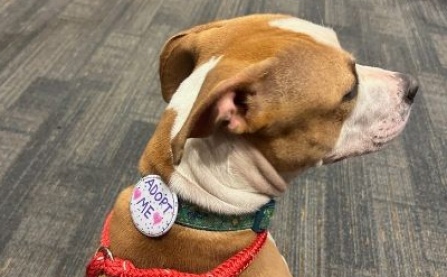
<box><xmin>130</xmin><ymin>175</ymin><xmax>178</xmax><ymax>237</ymax></box>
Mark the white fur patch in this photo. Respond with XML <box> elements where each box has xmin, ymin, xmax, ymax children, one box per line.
<box><xmin>168</xmin><ymin>56</ymin><xmax>222</xmax><ymax>139</ymax></box>
<box><xmin>269</xmin><ymin>17</ymin><xmax>341</xmax><ymax>48</ymax></box>
<box><xmin>268</xmin><ymin>232</ymin><xmax>277</xmax><ymax>245</ymax></box>
<box><xmin>170</xmin><ymin>133</ymin><xmax>287</xmax><ymax>214</ymax></box>
<box><xmin>268</xmin><ymin>233</ymin><xmax>290</xmax><ymax>272</ymax></box>
<box><xmin>325</xmin><ymin>65</ymin><xmax>412</xmax><ymax>161</ymax></box>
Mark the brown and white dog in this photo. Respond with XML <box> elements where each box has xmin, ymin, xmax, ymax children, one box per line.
<box><xmin>104</xmin><ymin>14</ymin><xmax>418</xmax><ymax>277</ymax></box>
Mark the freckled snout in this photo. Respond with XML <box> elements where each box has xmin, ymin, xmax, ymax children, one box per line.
<box><xmin>324</xmin><ymin>65</ymin><xmax>419</xmax><ymax>164</ymax></box>
<box><xmin>397</xmin><ymin>73</ymin><xmax>419</xmax><ymax>104</ymax></box>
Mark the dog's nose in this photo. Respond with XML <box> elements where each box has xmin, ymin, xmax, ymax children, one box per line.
<box><xmin>398</xmin><ymin>73</ymin><xmax>419</xmax><ymax>104</ymax></box>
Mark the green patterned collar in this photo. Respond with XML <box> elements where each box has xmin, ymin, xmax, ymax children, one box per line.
<box><xmin>175</xmin><ymin>199</ymin><xmax>276</xmax><ymax>233</ymax></box>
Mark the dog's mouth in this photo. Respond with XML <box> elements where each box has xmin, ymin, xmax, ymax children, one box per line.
<box><xmin>371</xmin><ymin>109</ymin><xmax>410</xmax><ymax>146</ymax></box>
<box><xmin>322</xmin><ymin>106</ymin><xmax>412</xmax><ymax>165</ymax></box>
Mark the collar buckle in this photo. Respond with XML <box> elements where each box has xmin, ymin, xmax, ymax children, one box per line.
<box><xmin>252</xmin><ymin>200</ymin><xmax>276</xmax><ymax>233</ymax></box>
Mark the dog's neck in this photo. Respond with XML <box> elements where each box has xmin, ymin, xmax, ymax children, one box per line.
<box><xmin>168</xmin><ymin>132</ymin><xmax>288</xmax><ymax>215</ymax></box>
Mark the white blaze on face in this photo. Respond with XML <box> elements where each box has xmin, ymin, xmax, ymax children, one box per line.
<box><xmin>325</xmin><ymin>65</ymin><xmax>412</xmax><ymax>162</ymax></box>
<box><xmin>269</xmin><ymin>17</ymin><xmax>341</xmax><ymax>48</ymax></box>
<box><xmin>168</xmin><ymin>56</ymin><xmax>222</xmax><ymax>139</ymax></box>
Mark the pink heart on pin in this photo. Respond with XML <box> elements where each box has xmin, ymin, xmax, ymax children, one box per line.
<box><xmin>153</xmin><ymin>212</ymin><xmax>163</xmax><ymax>225</ymax></box>
<box><xmin>133</xmin><ymin>188</ymin><xmax>142</xmax><ymax>199</ymax></box>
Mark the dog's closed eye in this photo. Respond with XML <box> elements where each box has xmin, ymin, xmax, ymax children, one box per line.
<box><xmin>342</xmin><ymin>83</ymin><xmax>358</xmax><ymax>102</ymax></box>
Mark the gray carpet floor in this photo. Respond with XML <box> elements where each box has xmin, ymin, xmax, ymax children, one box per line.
<box><xmin>0</xmin><ymin>0</ymin><xmax>446</xmax><ymax>276</ymax></box>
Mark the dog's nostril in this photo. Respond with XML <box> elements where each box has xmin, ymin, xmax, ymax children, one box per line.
<box><xmin>398</xmin><ymin>73</ymin><xmax>419</xmax><ymax>103</ymax></box>
<box><xmin>407</xmin><ymin>77</ymin><xmax>419</xmax><ymax>103</ymax></box>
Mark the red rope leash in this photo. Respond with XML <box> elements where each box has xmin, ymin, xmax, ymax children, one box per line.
<box><xmin>86</xmin><ymin>213</ymin><xmax>267</xmax><ymax>277</ymax></box>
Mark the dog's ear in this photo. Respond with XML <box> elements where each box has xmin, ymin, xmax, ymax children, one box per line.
<box><xmin>159</xmin><ymin>21</ymin><xmax>227</xmax><ymax>103</ymax></box>
<box><xmin>159</xmin><ymin>33</ymin><xmax>194</xmax><ymax>103</ymax></box>
<box><xmin>170</xmin><ymin>58</ymin><xmax>275</xmax><ymax>165</ymax></box>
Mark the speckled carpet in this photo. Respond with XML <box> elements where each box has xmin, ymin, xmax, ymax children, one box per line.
<box><xmin>0</xmin><ymin>1</ymin><xmax>446</xmax><ymax>276</ymax></box>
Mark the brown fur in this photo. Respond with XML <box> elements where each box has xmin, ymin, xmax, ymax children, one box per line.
<box><xmin>107</xmin><ymin>14</ymin><xmax>358</xmax><ymax>276</ymax></box>
<box><xmin>109</xmin><ymin>187</ymin><xmax>291</xmax><ymax>276</ymax></box>
<box><xmin>140</xmin><ymin>14</ymin><xmax>355</xmax><ymax>176</ymax></box>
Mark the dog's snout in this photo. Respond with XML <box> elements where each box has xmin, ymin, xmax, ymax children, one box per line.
<box><xmin>398</xmin><ymin>73</ymin><xmax>419</xmax><ymax>104</ymax></box>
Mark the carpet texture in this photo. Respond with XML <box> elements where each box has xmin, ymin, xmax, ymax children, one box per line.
<box><xmin>0</xmin><ymin>1</ymin><xmax>446</xmax><ymax>276</ymax></box>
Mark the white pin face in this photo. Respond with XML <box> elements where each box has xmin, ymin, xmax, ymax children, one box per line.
<box><xmin>130</xmin><ymin>175</ymin><xmax>178</xmax><ymax>237</ymax></box>
<box><xmin>168</xmin><ymin>56</ymin><xmax>222</xmax><ymax>140</ymax></box>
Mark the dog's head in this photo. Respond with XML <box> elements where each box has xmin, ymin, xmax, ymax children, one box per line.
<box><xmin>140</xmin><ymin>14</ymin><xmax>417</xmax><ymax>177</ymax></box>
